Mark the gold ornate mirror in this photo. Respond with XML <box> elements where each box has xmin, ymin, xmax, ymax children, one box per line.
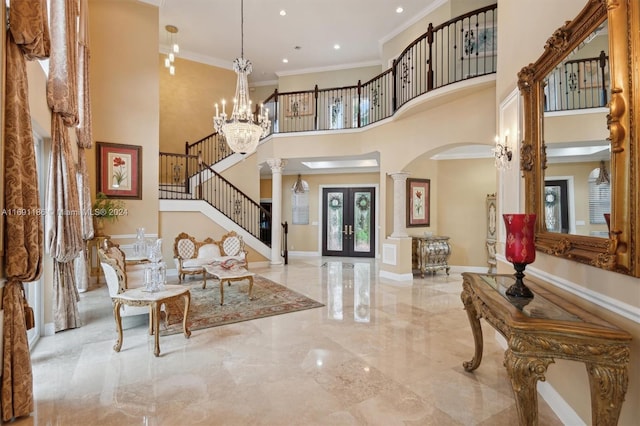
<box><xmin>518</xmin><ymin>0</ymin><xmax>638</xmax><ymax>276</ymax></box>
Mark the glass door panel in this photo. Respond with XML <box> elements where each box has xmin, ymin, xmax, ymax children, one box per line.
<box><xmin>322</xmin><ymin>187</ymin><xmax>374</xmax><ymax>257</ymax></box>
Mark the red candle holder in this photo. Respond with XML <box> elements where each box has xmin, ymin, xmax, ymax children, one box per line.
<box><xmin>503</xmin><ymin>213</ymin><xmax>536</xmax><ymax>298</ymax></box>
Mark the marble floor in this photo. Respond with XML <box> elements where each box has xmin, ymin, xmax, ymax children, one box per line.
<box><xmin>18</xmin><ymin>257</ymin><xmax>562</xmax><ymax>425</ymax></box>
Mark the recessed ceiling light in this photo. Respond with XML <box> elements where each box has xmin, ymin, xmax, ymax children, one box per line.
<box><xmin>396</xmin><ymin>7</ymin><xmax>404</xmax><ymax>14</ymax></box>
<box><xmin>334</xmin><ymin>44</ymin><xmax>341</xmax><ymax>50</ymax></box>
<box><xmin>282</xmin><ymin>58</ymin><xmax>289</xmax><ymax>63</ymax></box>
<box><xmin>279</xmin><ymin>10</ymin><xmax>286</xmax><ymax>16</ymax></box>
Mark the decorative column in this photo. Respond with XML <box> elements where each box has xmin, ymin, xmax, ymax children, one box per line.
<box><xmin>388</xmin><ymin>171</ymin><xmax>410</xmax><ymax>238</ymax></box>
<box><xmin>267</xmin><ymin>159</ymin><xmax>287</xmax><ymax>264</ymax></box>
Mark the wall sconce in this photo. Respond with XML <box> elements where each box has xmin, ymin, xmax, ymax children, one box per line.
<box><xmin>493</xmin><ymin>130</ymin><xmax>513</xmax><ymax>170</ymax></box>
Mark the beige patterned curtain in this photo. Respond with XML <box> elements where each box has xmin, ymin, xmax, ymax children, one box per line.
<box><xmin>2</xmin><ymin>0</ymin><xmax>49</xmax><ymax>420</ymax></box>
<box><xmin>73</xmin><ymin>0</ymin><xmax>93</xmax><ymax>292</ymax></box>
<box><xmin>45</xmin><ymin>0</ymin><xmax>83</xmax><ymax>332</ymax></box>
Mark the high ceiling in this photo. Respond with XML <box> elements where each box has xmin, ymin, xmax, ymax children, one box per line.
<box><xmin>146</xmin><ymin>0</ymin><xmax>442</xmax><ymax>85</ymax></box>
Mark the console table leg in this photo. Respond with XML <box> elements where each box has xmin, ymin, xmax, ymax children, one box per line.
<box><xmin>504</xmin><ymin>350</ymin><xmax>554</xmax><ymax>426</ymax></box>
<box><xmin>586</xmin><ymin>363</ymin><xmax>628</xmax><ymax>426</ymax></box>
<box><xmin>152</xmin><ymin>302</ymin><xmax>161</xmax><ymax>357</ymax></box>
<box><xmin>182</xmin><ymin>292</ymin><xmax>192</xmax><ymax>338</ymax></box>
<box><xmin>461</xmin><ymin>286</ymin><xmax>483</xmax><ymax>371</ymax></box>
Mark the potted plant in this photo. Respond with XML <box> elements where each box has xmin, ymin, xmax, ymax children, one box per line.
<box><xmin>93</xmin><ymin>192</ymin><xmax>125</xmax><ymax>236</ymax></box>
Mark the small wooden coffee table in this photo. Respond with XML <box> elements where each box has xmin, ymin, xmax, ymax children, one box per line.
<box><xmin>203</xmin><ymin>265</ymin><xmax>255</xmax><ymax>305</ymax></box>
<box><xmin>112</xmin><ymin>284</ymin><xmax>191</xmax><ymax>357</ymax></box>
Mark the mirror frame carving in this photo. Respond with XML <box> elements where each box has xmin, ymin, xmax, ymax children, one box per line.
<box><xmin>518</xmin><ymin>0</ymin><xmax>638</xmax><ymax>276</ymax></box>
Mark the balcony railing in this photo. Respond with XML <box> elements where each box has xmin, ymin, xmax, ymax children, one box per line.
<box><xmin>544</xmin><ymin>50</ymin><xmax>610</xmax><ymax>112</ymax></box>
<box><xmin>260</xmin><ymin>4</ymin><xmax>498</xmax><ymax>134</ymax></box>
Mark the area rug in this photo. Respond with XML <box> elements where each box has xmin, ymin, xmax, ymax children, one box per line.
<box><xmin>160</xmin><ymin>275</ymin><xmax>324</xmax><ymax>336</ymax></box>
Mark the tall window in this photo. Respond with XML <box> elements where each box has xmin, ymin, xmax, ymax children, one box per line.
<box><xmin>25</xmin><ymin>132</ymin><xmax>46</xmax><ymax>347</ymax></box>
<box><xmin>588</xmin><ymin>167</ymin><xmax>611</xmax><ymax>224</ymax></box>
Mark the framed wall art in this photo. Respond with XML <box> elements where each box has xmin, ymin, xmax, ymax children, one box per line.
<box><xmin>407</xmin><ymin>178</ymin><xmax>430</xmax><ymax>227</ymax></box>
<box><xmin>462</xmin><ymin>24</ymin><xmax>497</xmax><ymax>57</ymax></box>
<box><xmin>579</xmin><ymin>59</ymin><xmax>609</xmax><ymax>89</ymax></box>
<box><xmin>284</xmin><ymin>92</ymin><xmax>314</xmax><ymax>117</ymax></box>
<box><xmin>96</xmin><ymin>142</ymin><xmax>142</xmax><ymax>199</ymax></box>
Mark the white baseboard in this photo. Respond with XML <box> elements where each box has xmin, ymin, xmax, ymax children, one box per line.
<box><xmin>288</xmin><ymin>251</ymin><xmax>320</xmax><ymax>257</ymax></box>
<box><xmin>537</xmin><ymin>382</ymin><xmax>586</xmax><ymax>426</ymax></box>
<box><xmin>379</xmin><ymin>270</ymin><xmax>413</xmax><ymax>282</ymax></box>
<box><xmin>449</xmin><ymin>265</ymin><xmax>489</xmax><ymax>274</ymax></box>
<box><xmin>44</xmin><ymin>322</ymin><xmax>55</xmax><ymax>336</ymax></box>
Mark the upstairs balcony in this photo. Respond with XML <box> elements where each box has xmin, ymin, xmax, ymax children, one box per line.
<box><xmin>262</xmin><ymin>4</ymin><xmax>498</xmax><ymax>135</ymax></box>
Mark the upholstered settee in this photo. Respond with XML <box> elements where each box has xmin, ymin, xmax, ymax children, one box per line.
<box><xmin>173</xmin><ymin>231</ymin><xmax>248</xmax><ymax>282</ymax></box>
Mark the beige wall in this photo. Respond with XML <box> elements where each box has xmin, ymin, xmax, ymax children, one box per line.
<box><xmin>545</xmin><ymin>111</ymin><xmax>609</xmax><ymax>143</ymax></box>
<box><xmin>160</xmin><ymin>57</ymin><xmax>237</xmax><ymax>153</ymax></box>
<box><xmin>497</xmin><ymin>1</ymin><xmax>640</xmax><ymax>423</ymax></box>
<box><xmin>251</xmin><ymin>84</ymin><xmax>278</xmax><ymax>106</ymax></box>
<box><xmin>450</xmin><ymin>0</ymin><xmax>496</xmax><ymax>17</ymax></box>
<box><xmin>88</xmin><ymin>0</ymin><xmax>159</xmax><ymax>238</ymax></box>
<box><xmin>436</xmin><ymin>158</ymin><xmax>495</xmax><ymax>267</ymax></box>
<box><xmin>260</xmin><ymin>179</ymin><xmax>272</xmax><ymax>200</ymax></box>
<box><xmin>220</xmin><ymin>154</ymin><xmax>261</xmax><ymax>201</ymax></box>
<box><xmin>278</xmin><ymin>65</ymin><xmax>382</xmax><ymax>92</ymax></box>
<box><xmin>382</xmin><ymin>2</ymin><xmax>450</xmax><ymax>65</ymax></box>
<box><xmin>496</xmin><ymin>0</ymin><xmax>587</xmax><ymax>101</ymax></box>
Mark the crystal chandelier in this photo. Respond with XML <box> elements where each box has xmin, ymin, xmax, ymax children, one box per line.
<box><xmin>213</xmin><ymin>0</ymin><xmax>270</xmax><ymax>155</ymax></box>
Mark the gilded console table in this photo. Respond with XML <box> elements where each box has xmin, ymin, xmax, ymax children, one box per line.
<box><xmin>460</xmin><ymin>273</ymin><xmax>631</xmax><ymax>426</ymax></box>
<box><xmin>411</xmin><ymin>235</ymin><xmax>451</xmax><ymax>277</ymax></box>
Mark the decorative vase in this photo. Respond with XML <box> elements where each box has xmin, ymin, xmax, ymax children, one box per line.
<box><xmin>94</xmin><ymin>217</ymin><xmax>105</xmax><ymax>237</ymax></box>
<box><xmin>144</xmin><ymin>239</ymin><xmax>166</xmax><ymax>292</ymax></box>
<box><xmin>134</xmin><ymin>227</ymin><xmax>147</xmax><ymax>257</ymax></box>
<box><xmin>503</xmin><ymin>213</ymin><xmax>536</xmax><ymax>298</ymax></box>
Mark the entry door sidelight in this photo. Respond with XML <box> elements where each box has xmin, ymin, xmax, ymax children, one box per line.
<box><xmin>322</xmin><ymin>187</ymin><xmax>375</xmax><ymax>257</ymax></box>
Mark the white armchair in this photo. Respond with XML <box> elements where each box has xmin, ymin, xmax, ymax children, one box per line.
<box><xmin>97</xmin><ymin>240</ymin><xmax>148</xmax><ymax>318</ymax></box>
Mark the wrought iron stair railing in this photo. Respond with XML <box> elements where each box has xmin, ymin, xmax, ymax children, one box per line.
<box><xmin>159</xmin><ymin>151</ymin><xmax>272</xmax><ymax>244</ymax></box>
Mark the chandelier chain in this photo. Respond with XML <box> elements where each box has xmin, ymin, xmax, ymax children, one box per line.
<box><xmin>241</xmin><ymin>0</ymin><xmax>244</xmax><ymax>59</ymax></box>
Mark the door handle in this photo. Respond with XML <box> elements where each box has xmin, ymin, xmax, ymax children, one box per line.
<box><xmin>348</xmin><ymin>225</ymin><xmax>353</xmax><ymax>235</ymax></box>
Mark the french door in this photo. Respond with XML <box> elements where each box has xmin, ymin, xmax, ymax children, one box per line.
<box><xmin>322</xmin><ymin>187</ymin><xmax>375</xmax><ymax>257</ymax></box>
<box><xmin>545</xmin><ymin>179</ymin><xmax>569</xmax><ymax>233</ymax></box>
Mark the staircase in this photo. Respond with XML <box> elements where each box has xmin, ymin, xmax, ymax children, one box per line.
<box><xmin>159</xmin><ymin>133</ymin><xmax>275</xmax><ymax>261</ymax></box>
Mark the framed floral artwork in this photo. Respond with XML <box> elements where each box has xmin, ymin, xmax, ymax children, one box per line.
<box><xmin>407</xmin><ymin>178</ymin><xmax>430</xmax><ymax>227</ymax></box>
<box><xmin>284</xmin><ymin>92</ymin><xmax>314</xmax><ymax>117</ymax></box>
<box><xmin>96</xmin><ymin>142</ymin><xmax>142</xmax><ymax>199</ymax></box>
